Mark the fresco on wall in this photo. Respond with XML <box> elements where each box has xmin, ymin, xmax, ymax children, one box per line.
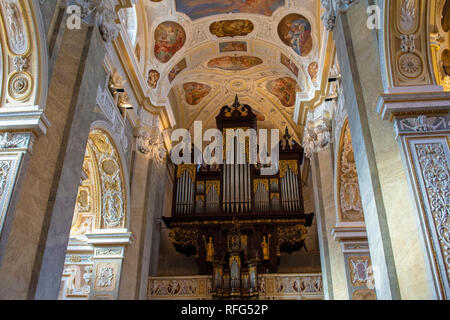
<box><xmin>278</xmin><ymin>14</ymin><xmax>312</xmax><ymax>57</ymax></box>
<box><xmin>183</xmin><ymin>82</ymin><xmax>212</xmax><ymax>105</ymax></box>
<box><xmin>280</xmin><ymin>53</ymin><xmax>299</xmax><ymax>77</ymax></box>
<box><xmin>219</xmin><ymin>41</ymin><xmax>248</xmax><ymax>53</ymax></box>
<box><xmin>207</xmin><ymin>56</ymin><xmax>262</xmax><ymax>71</ymax></box>
<box><xmin>308</xmin><ymin>62</ymin><xmax>318</xmax><ymax>82</ymax></box>
<box><xmin>175</xmin><ymin>0</ymin><xmax>285</xmax><ymax>20</ymax></box>
<box><xmin>168</xmin><ymin>59</ymin><xmax>187</xmax><ymax>83</ymax></box>
<box><xmin>266</xmin><ymin>77</ymin><xmax>299</xmax><ymax>107</ymax></box>
<box><xmin>154</xmin><ymin>21</ymin><xmax>186</xmax><ymax>63</ymax></box>
<box><xmin>147</xmin><ymin>70</ymin><xmax>160</xmax><ymax>89</ymax></box>
<box><xmin>210</xmin><ymin>20</ymin><xmax>254</xmax><ymax>38</ymax></box>
<box><xmin>135</xmin><ymin>43</ymin><xmax>141</xmax><ymax>62</ymax></box>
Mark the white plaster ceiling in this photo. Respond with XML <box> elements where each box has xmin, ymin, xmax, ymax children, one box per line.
<box><xmin>140</xmin><ymin>0</ymin><xmax>322</xmax><ymax>140</ymax></box>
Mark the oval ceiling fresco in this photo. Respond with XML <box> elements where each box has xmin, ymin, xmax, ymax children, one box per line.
<box><xmin>207</xmin><ymin>56</ymin><xmax>263</xmax><ymax>71</ymax></box>
<box><xmin>168</xmin><ymin>58</ymin><xmax>187</xmax><ymax>83</ymax></box>
<box><xmin>219</xmin><ymin>41</ymin><xmax>248</xmax><ymax>53</ymax></box>
<box><xmin>266</xmin><ymin>77</ymin><xmax>300</xmax><ymax>107</ymax></box>
<box><xmin>277</xmin><ymin>14</ymin><xmax>312</xmax><ymax>57</ymax></box>
<box><xmin>154</xmin><ymin>21</ymin><xmax>186</xmax><ymax>63</ymax></box>
<box><xmin>183</xmin><ymin>82</ymin><xmax>212</xmax><ymax>105</ymax></box>
<box><xmin>280</xmin><ymin>53</ymin><xmax>299</xmax><ymax>77</ymax></box>
<box><xmin>175</xmin><ymin>0</ymin><xmax>285</xmax><ymax>20</ymax></box>
<box><xmin>210</xmin><ymin>20</ymin><xmax>254</xmax><ymax>38</ymax></box>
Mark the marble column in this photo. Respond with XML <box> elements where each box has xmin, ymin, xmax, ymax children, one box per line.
<box><xmin>330</xmin><ymin>0</ymin><xmax>433</xmax><ymax>299</ymax></box>
<box><xmin>310</xmin><ymin>151</ymin><xmax>335</xmax><ymax>300</ymax></box>
<box><xmin>0</xmin><ymin>20</ymin><xmax>107</xmax><ymax>299</ymax></box>
<box><xmin>310</xmin><ymin>143</ymin><xmax>350</xmax><ymax>300</ymax></box>
<box><xmin>118</xmin><ymin>114</ymin><xmax>168</xmax><ymax>300</ymax></box>
<box><xmin>378</xmin><ymin>99</ymin><xmax>450</xmax><ymax>299</ymax></box>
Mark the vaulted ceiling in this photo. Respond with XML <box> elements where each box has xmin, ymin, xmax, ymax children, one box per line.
<box><xmin>138</xmin><ymin>0</ymin><xmax>328</xmax><ymax>141</ymax></box>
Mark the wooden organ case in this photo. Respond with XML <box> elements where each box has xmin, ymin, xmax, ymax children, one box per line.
<box><xmin>163</xmin><ymin>97</ymin><xmax>314</xmax><ymax>299</ymax></box>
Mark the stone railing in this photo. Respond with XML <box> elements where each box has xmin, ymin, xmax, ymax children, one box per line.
<box><xmin>147</xmin><ymin>274</ymin><xmax>323</xmax><ymax>300</ymax></box>
<box><xmin>148</xmin><ymin>276</ymin><xmax>213</xmax><ymax>300</ymax></box>
<box><xmin>258</xmin><ymin>273</ymin><xmax>324</xmax><ymax>300</ymax></box>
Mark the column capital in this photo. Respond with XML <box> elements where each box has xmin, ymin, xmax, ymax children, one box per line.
<box><xmin>303</xmin><ymin>98</ymin><xmax>335</xmax><ymax>159</ymax></box>
<box><xmin>376</xmin><ymin>90</ymin><xmax>450</xmax><ymax>121</ymax></box>
<box><xmin>85</xmin><ymin>231</ymin><xmax>132</xmax><ymax>248</ymax></box>
<box><xmin>393</xmin><ymin>114</ymin><xmax>449</xmax><ymax>138</ymax></box>
<box><xmin>135</xmin><ymin>125</ymin><xmax>167</xmax><ymax>165</ymax></box>
<box><xmin>0</xmin><ymin>131</ymin><xmax>34</xmax><ymax>153</ymax></box>
<box><xmin>69</xmin><ymin>0</ymin><xmax>129</xmax><ymax>42</ymax></box>
<box><xmin>321</xmin><ymin>0</ymin><xmax>359</xmax><ymax>31</ymax></box>
<box><xmin>303</xmin><ymin>120</ymin><xmax>332</xmax><ymax>159</ymax></box>
<box><xmin>331</xmin><ymin>226</ymin><xmax>369</xmax><ymax>253</ymax></box>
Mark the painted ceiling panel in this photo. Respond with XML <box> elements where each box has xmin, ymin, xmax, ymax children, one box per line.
<box><xmin>141</xmin><ymin>0</ymin><xmax>324</xmax><ymax>140</ymax></box>
<box><xmin>175</xmin><ymin>0</ymin><xmax>285</xmax><ymax>20</ymax></box>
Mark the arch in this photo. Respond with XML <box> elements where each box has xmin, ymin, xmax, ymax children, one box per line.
<box><xmin>60</xmin><ymin>126</ymin><xmax>131</xmax><ymax>300</ymax></box>
<box><xmin>89</xmin><ymin>121</ymin><xmax>131</xmax><ymax>230</ymax></box>
<box><xmin>430</xmin><ymin>0</ymin><xmax>450</xmax><ymax>90</ymax></box>
<box><xmin>0</xmin><ymin>0</ymin><xmax>48</xmax><ymax>130</ymax></box>
<box><xmin>335</xmin><ymin>118</ymin><xmax>364</xmax><ymax>224</ymax></box>
<box><xmin>380</xmin><ymin>0</ymin><xmax>439</xmax><ymax>92</ymax></box>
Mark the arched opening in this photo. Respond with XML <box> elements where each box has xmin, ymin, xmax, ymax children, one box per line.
<box><xmin>336</xmin><ymin>120</ymin><xmax>364</xmax><ymax>223</ymax></box>
<box><xmin>59</xmin><ymin>129</ymin><xmax>129</xmax><ymax>300</ymax></box>
<box><xmin>332</xmin><ymin>118</ymin><xmax>376</xmax><ymax>300</ymax></box>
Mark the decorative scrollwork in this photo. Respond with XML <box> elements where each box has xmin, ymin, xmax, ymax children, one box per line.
<box><xmin>279</xmin><ymin>160</ymin><xmax>298</xmax><ymax>178</ymax></box>
<box><xmin>169</xmin><ymin>227</ymin><xmax>198</xmax><ymax>253</ymax></box>
<box><xmin>0</xmin><ymin>161</ymin><xmax>12</xmax><ymax>198</ymax></box>
<box><xmin>277</xmin><ymin>224</ymin><xmax>307</xmax><ymax>253</ymax></box>
<box><xmin>177</xmin><ymin>164</ymin><xmax>196</xmax><ymax>182</ymax></box>
<box><xmin>253</xmin><ymin>179</ymin><xmax>269</xmax><ymax>193</ymax></box>
<box><xmin>415</xmin><ymin>142</ymin><xmax>450</xmax><ymax>282</ymax></box>
<box><xmin>338</xmin><ymin>123</ymin><xmax>364</xmax><ymax>222</ymax></box>
<box><xmin>89</xmin><ymin>130</ymin><xmax>126</xmax><ymax>229</ymax></box>
<box><xmin>0</xmin><ymin>0</ymin><xmax>27</xmax><ymax>54</ymax></box>
<box><xmin>205</xmin><ymin>180</ymin><xmax>220</xmax><ymax>196</ymax></box>
<box><xmin>8</xmin><ymin>72</ymin><xmax>32</xmax><ymax>101</ymax></box>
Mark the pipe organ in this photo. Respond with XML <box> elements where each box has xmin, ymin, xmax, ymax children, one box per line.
<box><xmin>163</xmin><ymin>97</ymin><xmax>314</xmax><ymax>299</ymax></box>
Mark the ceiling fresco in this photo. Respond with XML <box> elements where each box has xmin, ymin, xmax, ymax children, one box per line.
<box><xmin>207</xmin><ymin>56</ymin><xmax>263</xmax><ymax>71</ymax></box>
<box><xmin>219</xmin><ymin>41</ymin><xmax>248</xmax><ymax>53</ymax></box>
<box><xmin>140</xmin><ymin>0</ymin><xmax>325</xmax><ymax>141</ymax></box>
<box><xmin>266</xmin><ymin>77</ymin><xmax>300</xmax><ymax>107</ymax></box>
<box><xmin>147</xmin><ymin>69</ymin><xmax>160</xmax><ymax>88</ymax></box>
<box><xmin>280</xmin><ymin>53</ymin><xmax>299</xmax><ymax>77</ymax></box>
<box><xmin>183</xmin><ymin>82</ymin><xmax>212</xmax><ymax>105</ymax></box>
<box><xmin>209</xmin><ymin>20</ymin><xmax>254</xmax><ymax>37</ymax></box>
<box><xmin>154</xmin><ymin>21</ymin><xmax>186</xmax><ymax>63</ymax></box>
<box><xmin>168</xmin><ymin>58</ymin><xmax>187</xmax><ymax>83</ymax></box>
<box><xmin>278</xmin><ymin>14</ymin><xmax>312</xmax><ymax>57</ymax></box>
<box><xmin>175</xmin><ymin>0</ymin><xmax>285</xmax><ymax>20</ymax></box>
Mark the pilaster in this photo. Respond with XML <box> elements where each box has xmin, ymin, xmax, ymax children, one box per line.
<box><xmin>86</xmin><ymin>232</ymin><xmax>131</xmax><ymax>300</ymax></box>
<box><xmin>329</xmin><ymin>0</ymin><xmax>408</xmax><ymax>299</ymax></box>
<box><xmin>0</xmin><ymin>3</ymin><xmax>116</xmax><ymax>299</ymax></box>
<box><xmin>377</xmin><ymin>91</ymin><xmax>450</xmax><ymax>299</ymax></box>
<box><xmin>0</xmin><ymin>131</ymin><xmax>35</xmax><ymax>251</ymax></box>
<box><xmin>118</xmin><ymin>110</ymin><xmax>167</xmax><ymax>299</ymax></box>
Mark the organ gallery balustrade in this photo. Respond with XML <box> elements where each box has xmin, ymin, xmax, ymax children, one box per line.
<box><xmin>147</xmin><ymin>274</ymin><xmax>324</xmax><ymax>300</ymax></box>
